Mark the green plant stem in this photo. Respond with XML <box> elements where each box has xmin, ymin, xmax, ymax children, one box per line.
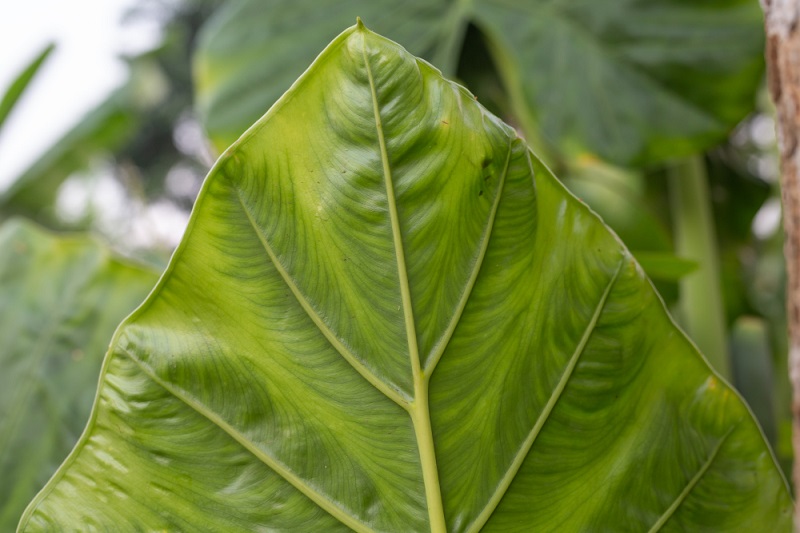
<box><xmin>432</xmin><ymin>0</ymin><xmax>472</xmax><ymax>77</ymax></box>
<box><xmin>479</xmin><ymin>34</ymin><xmax>561</xmax><ymax>172</ymax></box>
<box><xmin>668</xmin><ymin>156</ymin><xmax>730</xmax><ymax>379</ymax></box>
<box><xmin>411</xmin><ymin>379</ymin><xmax>447</xmax><ymax>533</ymax></box>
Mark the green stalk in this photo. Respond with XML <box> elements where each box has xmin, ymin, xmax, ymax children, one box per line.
<box><xmin>478</xmin><ymin>33</ymin><xmax>561</xmax><ymax>172</ymax></box>
<box><xmin>432</xmin><ymin>0</ymin><xmax>471</xmax><ymax>78</ymax></box>
<box><xmin>668</xmin><ymin>156</ymin><xmax>730</xmax><ymax>378</ymax></box>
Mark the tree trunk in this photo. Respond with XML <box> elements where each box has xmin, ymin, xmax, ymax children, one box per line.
<box><xmin>762</xmin><ymin>0</ymin><xmax>800</xmax><ymax>525</ymax></box>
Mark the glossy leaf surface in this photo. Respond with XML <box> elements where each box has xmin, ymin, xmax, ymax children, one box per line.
<box><xmin>22</xmin><ymin>25</ymin><xmax>790</xmax><ymax>532</ymax></box>
<box><xmin>194</xmin><ymin>0</ymin><xmax>764</xmax><ymax>165</ymax></box>
<box><xmin>0</xmin><ymin>220</ymin><xmax>157</xmax><ymax>531</ymax></box>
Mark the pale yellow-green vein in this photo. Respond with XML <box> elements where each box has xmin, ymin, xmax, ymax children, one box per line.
<box><xmin>424</xmin><ymin>139</ymin><xmax>514</xmax><ymax>377</ymax></box>
<box><xmin>118</xmin><ymin>346</ymin><xmax>376</xmax><ymax>533</ymax></box>
<box><xmin>358</xmin><ymin>27</ymin><xmax>422</xmax><ymax>386</ymax></box>
<box><xmin>647</xmin><ymin>426</ymin><xmax>735</xmax><ymax>532</ymax></box>
<box><xmin>466</xmin><ymin>259</ymin><xmax>624</xmax><ymax>533</ymax></box>
<box><xmin>234</xmin><ymin>187</ymin><xmax>409</xmax><ymax>409</ymax></box>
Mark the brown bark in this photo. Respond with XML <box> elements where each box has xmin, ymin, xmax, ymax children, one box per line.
<box><xmin>763</xmin><ymin>0</ymin><xmax>800</xmax><ymax>525</ymax></box>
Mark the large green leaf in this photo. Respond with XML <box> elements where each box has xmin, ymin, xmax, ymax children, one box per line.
<box><xmin>194</xmin><ymin>0</ymin><xmax>764</xmax><ymax>165</ymax></box>
<box><xmin>0</xmin><ymin>220</ymin><xmax>157</xmax><ymax>531</ymax></box>
<box><xmin>21</xmin><ymin>24</ymin><xmax>789</xmax><ymax>531</ymax></box>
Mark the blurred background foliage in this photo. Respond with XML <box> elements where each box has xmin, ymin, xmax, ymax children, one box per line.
<box><xmin>0</xmin><ymin>221</ymin><xmax>157</xmax><ymax>531</ymax></box>
<box><xmin>0</xmin><ymin>0</ymin><xmax>791</xmax><ymax>525</ymax></box>
<box><xmin>1</xmin><ymin>0</ymin><xmax>220</xmax><ymax>254</ymax></box>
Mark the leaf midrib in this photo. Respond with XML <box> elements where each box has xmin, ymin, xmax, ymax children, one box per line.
<box><xmin>230</xmin><ymin>29</ymin><xmax>517</xmax><ymax>531</ymax></box>
<box><xmin>360</xmin><ymin>27</ymin><xmax>448</xmax><ymax>533</ymax></box>
<box><xmin>234</xmin><ymin>188</ymin><xmax>409</xmax><ymax>409</ymax></box>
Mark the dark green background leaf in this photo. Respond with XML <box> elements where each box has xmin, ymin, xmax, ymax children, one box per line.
<box><xmin>194</xmin><ymin>0</ymin><xmax>764</xmax><ymax>165</ymax></box>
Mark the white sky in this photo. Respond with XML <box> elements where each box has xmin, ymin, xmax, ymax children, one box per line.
<box><xmin>0</xmin><ymin>0</ymin><xmax>161</xmax><ymax>191</ymax></box>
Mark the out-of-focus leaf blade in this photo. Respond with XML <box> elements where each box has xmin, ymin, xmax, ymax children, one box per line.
<box><xmin>475</xmin><ymin>0</ymin><xmax>764</xmax><ymax>164</ymax></box>
<box><xmin>0</xmin><ymin>219</ymin><xmax>157</xmax><ymax>531</ymax></box>
<box><xmin>0</xmin><ymin>86</ymin><xmax>140</xmax><ymax>221</ymax></box>
<box><xmin>560</xmin><ymin>157</ymin><xmax>694</xmax><ymax>283</ymax></box>
<box><xmin>21</xmin><ymin>24</ymin><xmax>790</xmax><ymax>532</ymax></box>
<box><xmin>730</xmin><ymin>316</ymin><xmax>778</xmax><ymax>447</ymax></box>
<box><xmin>633</xmin><ymin>251</ymin><xmax>698</xmax><ymax>281</ymax></box>
<box><xmin>0</xmin><ymin>43</ymin><xmax>55</xmax><ymax>133</ymax></box>
<box><xmin>194</xmin><ymin>0</ymin><xmax>764</xmax><ymax>165</ymax></box>
<box><xmin>562</xmin><ymin>156</ymin><xmax>672</xmax><ymax>252</ymax></box>
<box><xmin>193</xmin><ymin>0</ymin><xmax>449</xmax><ymax>152</ymax></box>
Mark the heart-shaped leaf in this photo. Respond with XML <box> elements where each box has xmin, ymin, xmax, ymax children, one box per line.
<box><xmin>194</xmin><ymin>1</ymin><xmax>764</xmax><ymax>165</ymax></box>
<box><xmin>0</xmin><ymin>220</ymin><xmax>157</xmax><ymax>531</ymax></box>
<box><xmin>20</xmin><ymin>24</ymin><xmax>790</xmax><ymax>532</ymax></box>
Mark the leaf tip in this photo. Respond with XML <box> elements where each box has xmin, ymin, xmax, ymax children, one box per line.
<box><xmin>356</xmin><ymin>17</ymin><xmax>365</xmax><ymax>30</ymax></box>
